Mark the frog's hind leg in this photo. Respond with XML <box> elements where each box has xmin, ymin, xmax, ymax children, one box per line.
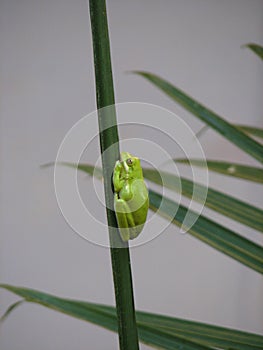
<box><xmin>114</xmin><ymin>197</ymin><xmax>135</xmax><ymax>241</ymax></box>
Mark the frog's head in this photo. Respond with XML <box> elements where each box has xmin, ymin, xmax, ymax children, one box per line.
<box><xmin>120</xmin><ymin>152</ymin><xmax>143</xmax><ymax>178</ymax></box>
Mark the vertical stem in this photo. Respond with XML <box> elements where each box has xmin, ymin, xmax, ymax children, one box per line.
<box><xmin>88</xmin><ymin>1</ymin><xmax>139</xmax><ymax>349</ymax></box>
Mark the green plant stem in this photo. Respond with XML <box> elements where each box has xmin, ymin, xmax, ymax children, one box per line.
<box><xmin>89</xmin><ymin>1</ymin><xmax>139</xmax><ymax>349</ymax></box>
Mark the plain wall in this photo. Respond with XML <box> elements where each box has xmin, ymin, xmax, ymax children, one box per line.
<box><xmin>1</xmin><ymin>0</ymin><xmax>263</xmax><ymax>349</ymax></box>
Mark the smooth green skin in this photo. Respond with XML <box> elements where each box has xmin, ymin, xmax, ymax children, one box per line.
<box><xmin>113</xmin><ymin>152</ymin><xmax>149</xmax><ymax>241</ymax></box>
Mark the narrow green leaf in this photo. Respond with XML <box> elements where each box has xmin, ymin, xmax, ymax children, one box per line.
<box><xmin>193</xmin><ymin>124</ymin><xmax>263</xmax><ymax>142</ymax></box>
<box><xmin>51</xmin><ymin>162</ymin><xmax>103</xmax><ymax>179</ymax></box>
<box><xmin>194</xmin><ymin>125</ymin><xmax>263</xmax><ymax>141</ymax></box>
<box><xmin>143</xmin><ymin>169</ymin><xmax>263</xmax><ymax>233</ymax></box>
<box><xmin>0</xmin><ymin>300</ymin><xmax>25</xmax><ymax>323</ymax></box>
<box><xmin>236</xmin><ymin>125</ymin><xmax>263</xmax><ymax>139</ymax></box>
<box><xmin>57</xmin><ymin>162</ymin><xmax>263</xmax><ymax>273</ymax></box>
<box><xmin>149</xmin><ymin>190</ymin><xmax>263</xmax><ymax>274</ymax></box>
<box><xmin>2</xmin><ymin>285</ymin><xmax>263</xmax><ymax>349</ymax></box>
<box><xmin>244</xmin><ymin>43</ymin><xmax>263</xmax><ymax>60</ymax></box>
<box><xmin>175</xmin><ymin>159</ymin><xmax>263</xmax><ymax>184</ymax></box>
<box><xmin>41</xmin><ymin>162</ymin><xmax>103</xmax><ymax>178</ymax></box>
<box><xmin>133</xmin><ymin>71</ymin><xmax>263</xmax><ymax>164</ymax></box>
<box><xmin>96</xmin><ymin>304</ymin><xmax>263</xmax><ymax>350</ymax></box>
<box><xmin>2</xmin><ymin>285</ymin><xmax>263</xmax><ymax>350</ymax></box>
<box><xmin>59</xmin><ymin>163</ymin><xmax>263</xmax><ymax>232</ymax></box>
<box><xmin>0</xmin><ymin>285</ymin><xmax>213</xmax><ymax>350</ymax></box>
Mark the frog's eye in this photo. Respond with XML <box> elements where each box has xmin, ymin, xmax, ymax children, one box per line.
<box><xmin>126</xmin><ymin>158</ymin><xmax>133</xmax><ymax>166</ymax></box>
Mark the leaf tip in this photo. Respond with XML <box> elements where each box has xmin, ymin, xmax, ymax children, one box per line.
<box><xmin>40</xmin><ymin>162</ymin><xmax>55</xmax><ymax>169</ymax></box>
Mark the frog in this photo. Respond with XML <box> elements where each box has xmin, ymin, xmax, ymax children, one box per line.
<box><xmin>113</xmin><ymin>152</ymin><xmax>149</xmax><ymax>242</ymax></box>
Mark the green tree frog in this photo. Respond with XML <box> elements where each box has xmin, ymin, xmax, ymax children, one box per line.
<box><xmin>113</xmin><ymin>152</ymin><xmax>149</xmax><ymax>242</ymax></box>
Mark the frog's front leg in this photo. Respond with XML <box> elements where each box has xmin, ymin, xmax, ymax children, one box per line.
<box><xmin>113</xmin><ymin>160</ymin><xmax>125</xmax><ymax>193</ymax></box>
<box><xmin>114</xmin><ymin>194</ymin><xmax>136</xmax><ymax>242</ymax></box>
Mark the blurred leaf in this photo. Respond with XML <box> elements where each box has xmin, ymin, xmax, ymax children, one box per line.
<box><xmin>133</xmin><ymin>71</ymin><xmax>263</xmax><ymax>164</ymax></box>
<box><xmin>1</xmin><ymin>285</ymin><xmax>263</xmax><ymax>350</ymax></box>
<box><xmin>236</xmin><ymin>125</ymin><xmax>263</xmax><ymax>139</ymax></box>
<box><xmin>0</xmin><ymin>285</ymin><xmax>212</xmax><ymax>350</ymax></box>
<box><xmin>194</xmin><ymin>125</ymin><xmax>263</xmax><ymax>142</ymax></box>
<box><xmin>57</xmin><ymin>162</ymin><xmax>263</xmax><ymax>273</ymax></box>
<box><xmin>175</xmin><ymin>159</ymin><xmax>263</xmax><ymax>184</ymax></box>
<box><xmin>143</xmin><ymin>169</ymin><xmax>263</xmax><ymax>233</ymax></box>
<box><xmin>0</xmin><ymin>300</ymin><xmax>25</xmax><ymax>323</ymax></box>
<box><xmin>97</xmin><ymin>304</ymin><xmax>263</xmax><ymax>350</ymax></box>
<box><xmin>57</xmin><ymin>162</ymin><xmax>263</xmax><ymax>232</ymax></box>
<box><xmin>244</xmin><ymin>43</ymin><xmax>263</xmax><ymax>60</ymax></box>
<box><xmin>149</xmin><ymin>190</ymin><xmax>263</xmax><ymax>274</ymax></box>
<box><xmin>42</xmin><ymin>162</ymin><xmax>103</xmax><ymax>178</ymax></box>
<box><xmin>62</xmin><ymin>162</ymin><xmax>103</xmax><ymax>178</ymax></box>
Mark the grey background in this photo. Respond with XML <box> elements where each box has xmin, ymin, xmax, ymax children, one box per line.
<box><xmin>1</xmin><ymin>0</ymin><xmax>263</xmax><ymax>349</ymax></box>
